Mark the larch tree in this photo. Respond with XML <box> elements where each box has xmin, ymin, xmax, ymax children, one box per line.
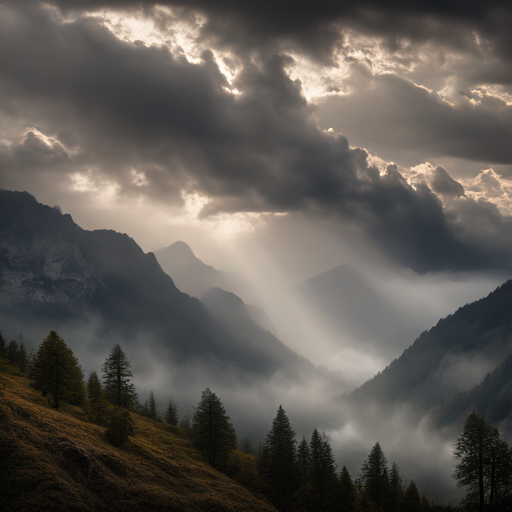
<box><xmin>191</xmin><ymin>388</ymin><xmax>237</xmax><ymax>471</ymax></box>
<box><xmin>29</xmin><ymin>331</ymin><xmax>85</xmax><ymax>410</ymax></box>
<box><xmin>102</xmin><ymin>343</ymin><xmax>137</xmax><ymax>409</ymax></box>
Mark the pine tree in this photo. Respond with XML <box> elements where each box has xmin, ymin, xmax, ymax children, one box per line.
<box><xmin>454</xmin><ymin>411</ymin><xmax>501</xmax><ymax>511</ymax></box>
<box><xmin>179</xmin><ymin>413</ymin><xmax>191</xmax><ymax>434</ymax></box>
<box><xmin>29</xmin><ymin>331</ymin><xmax>85</xmax><ymax>410</ymax></box>
<box><xmin>191</xmin><ymin>388</ymin><xmax>237</xmax><ymax>471</ymax></box>
<box><xmin>164</xmin><ymin>398</ymin><xmax>179</xmax><ymax>426</ymax></box>
<box><xmin>360</xmin><ymin>442</ymin><xmax>390</xmax><ymax>509</ymax></box>
<box><xmin>389</xmin><ymin>462</ymin><xmax>404</xmax><ymax>511</ymax></box>
<box><xmin>17</xmin><ymin>335</ymin><xmax>28</xmax><ymax>372</ymax></box>
<box><xmin>6</xmin><ymin>338</ymin><xmax>19</xmax><ymax>364</ymax></box>
<box><xmin>297</xmin><ymin>436</ymin><xmax>311</xmax><ymax>484</ymax></box>
<box><xmin>403</xmin><ymin>480</ymin><xmax>422</xmax><ymax>512</ymax></box>
<box><xmin>105</xmin><ymin>406</ymin><xmax>135</xmax><ymax>447</ymax></box>
<box><xmin>339</xmin><ymin>465</ymin><xmax>358</xmax><ymax>512</ymax></box>
<box><xmin>240</xmin><ymin>437</ymin><xmax>255</xmax><ymax>455</ymax></box>
<box><xmin>309</xmin><ymin>429</ymin><xmax>338</xmax><ymax>511</ymax></box>
<box><xmin>258</xmin><ymin>405</ymin><xmax>299</xmax><ymax>511</ymax></box>
<box><xmin>85</xmin><ymin>370</ymin><xmax>109</xmax><ymax>425</ymax></box>
<box><xmin>143</xmin><ymin>390</ymin><xmax>159</xmax><ymax>421</ymax></box>
<box><xmin>0</xmin><ymin>330</ymin><xmax>6</xmax><ymax>358</ymax></box>
<box><xmin>102</xmin><ymin>344</ymin><xmax>137</xmax><ymax>409</ymax></box>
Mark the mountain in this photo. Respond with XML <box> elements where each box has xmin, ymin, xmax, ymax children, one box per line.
<box><xmin>155</xmin><ymin>241</ymin><xmax>224</xmax><ymax>299</ymax></box>
<box><xmin>155</xmin><ymin>241</ymin><xmax>276</xmax><ymax>334</ymax></box>
<box><xmin>294</xmin><ymin>265</ymin><xmax>408</xmax><ymax>349</ymax></box>
<box><xmin>351</xmin><ymin>280</ymin><xmax>512</xmax><ymax>415</ymax></box>
<box><xmin>0</xmin><ymin>190</ymin><xmax>308</xmax><ymax>377</ymax></box>
<box><xmin>201</xmin><ymin>288</ymin><xmax>298</xmax><ymax>371</ymax></box>
<box><xmin>433</xmin><ymin>353</ymin><xmax>512</xmax><ymax>430</ymax></box>
<box><xmin>0</xmin><ymin>358</ymin><xmax>276</xmax><ymax>512</ymax></box>
<box><xmin>155</xmin><ymin>242</ymin><xmax>254</xmax><ymax>302</ymax></box>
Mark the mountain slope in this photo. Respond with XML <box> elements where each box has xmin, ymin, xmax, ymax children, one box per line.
<box><xmin>0</xmin><ymin>358</ymin><xmax>275</xmax><ymax>512</ymax></box>
<box><xmin>155</xmin><ymin>241</ymin><xmax>253</xmax><ymax>302</ymax></box>
<box><xmin>351</xmin><ymin>280</ymin><xmax>512</xmax><ymax>409</ymax></box>
<box><xmin>293</xmin><ymin>265</ymin><xmax>406</xmax><ymax>346</ymax></box>
<box><xmin>0</xmin><ymin>190</ymin><xmax>308</xmax><ymax>376</ymax></box>
<box><xmin>433</xmin><ymin>353</ymin><xmax>512</xmax><ymax>429</ymax></box>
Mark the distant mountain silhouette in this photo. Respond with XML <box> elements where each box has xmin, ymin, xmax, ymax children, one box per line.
<box><xmin>0</xmin><ymin>190</ymin><xmax>307</xmax><ymax>376</ymax></box>
<box><xmin>352</xmin><ymin>280</ymin><xmax>512</xmax><ymax>415</ymax></box>
<box><xmin>294</xmin><ymin>265</ymin><xmax>407</xmax><ymax>348</ymax></box>
<box><xmin>155</xmin><ymin>242</ymin><xmax>251</xmax><ymax>300</ymax></box>
<box><xmin>155</xmin><ymin>241</ymin><xmax>276</xmax><ymax>334</ymax></box>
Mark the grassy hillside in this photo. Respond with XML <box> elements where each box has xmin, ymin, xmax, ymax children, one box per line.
<box><xmin>0</xmin><ymin>359</ymin><xmax>276</xmax><ymax>511</ymax></box>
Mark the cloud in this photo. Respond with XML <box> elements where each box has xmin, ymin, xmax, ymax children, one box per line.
<box><xmin>3</xmin><ymin>2</ymin><xmax>512</xmax><ymax>275</ymax></box>
<box><xmin>315</xmin><ymin>73</ymin><xmax>512</xmax><ymax>166</ymax></box>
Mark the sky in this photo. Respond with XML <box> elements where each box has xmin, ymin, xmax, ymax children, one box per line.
<box><xmin>1</xmin><ymin>2</ymin><xmax>512</xmax><ymax>341</ymax></box>
<box><xmin>2</xmin><ymin>0</ymin><xmax>512</xmax><ymax>363</ymax></box>
<box><xmin>4</xmin><ymin>1</ymin><xmax>512</xmax><ymax>498</ymax></box>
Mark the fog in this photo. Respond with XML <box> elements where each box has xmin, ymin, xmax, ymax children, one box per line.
<box><xmin>3</xmin><ymin>0</ymin><xmax>512</xmax><ymax>504</ymax></box>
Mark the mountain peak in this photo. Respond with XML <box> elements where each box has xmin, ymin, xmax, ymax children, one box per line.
<box><xmin>157</xmin><ymin>241</ymin><xmax>201</xmax><ymax>268</ymax></box>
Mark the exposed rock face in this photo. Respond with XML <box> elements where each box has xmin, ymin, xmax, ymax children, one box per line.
<box><xmin>0</xmin><ymin>189</ymin><xmax>311</xmax><ymax>376</ymax></box>
<box><xmin>0</xmin><ymin>218</ymin><xmax>106</xmax><ymax>306</ymax></box>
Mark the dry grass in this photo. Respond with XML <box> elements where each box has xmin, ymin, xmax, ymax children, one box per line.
<box><xmin>0</xmin><ymin>359</ymin><xmax>276</xmax><ymax>511</ymax></box>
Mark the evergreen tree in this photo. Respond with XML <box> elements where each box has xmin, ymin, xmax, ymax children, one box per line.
<box><xmin>29</xmin><ymin>331</ymin><xmax>85</xmax><ymax>410</ymax></box>
<box><xmin>389</xmin><ymin>462</ymin><xmax>404</xmax><ymax>511</ymax></box>
<box><xmin>17</xmin><ymin>335</ymin><xmax>28</xmax><ymax>372</ymax></box>
<box><xmin>490</xmin><ymin>437</ymin><xmax>512</xmax><ymax>506</ymax></box>
<box><xmin>0</xmin><ymin>330</ymin><xmax>5</xmax><ymax>358</ymax></box>
<box><xmin>143</xmin><ymin>390</ymin><xmax>159</xmax><ymax>421</ymax></box>
<box><xmin>403</xmin><ymin>480</ymin><xmax>421</xmax><ymax>512</ymax></box>
<box><xmin>453</xmin><ymin>411</ymin><xmax>510</xmax><ymax>511</ymax></box>
<box><xmin>309</xmin><ymin>429</ymin><xmax>338</xmax><ymax>511</ymax></box>
<box><xmin>105</xmin><ymin>407</ymin><xmax>135</xmax><ymax>447</ymax></box>
<box><xmin>164</xmin><ymin>398</ymin><xmax>179</xmax><ymax>426</ymax></box>
<box><xmin>258</xmin><ymin>405</ymin><xmax>299</xmax><ymax>511</ymax></box>
<box><xmin>102</xmin><ymin>344</ymin><xmax>137</xmax><ymax>409</ymax></box>
<box><xmin>179</xmin><ymin>413</ymin><xmax>191</xmax><ymax>434</ymax></box>
<box><xmin>6</xmin><ymin>338</ymin><xmax>19</xmax><ymax>364</ymax></box>
<box><xmin>297</xmin><ymin>436</ymin><xmax>311</xmax><ymax>485</ymax></box>
<box><xmin>360</xmin><ymin>442</ymin><xmax>390</xmax><ymax>509</ymax></box>
<box><xmin>191</xmin><ymin>388</ymin><xmax>237</xmax><ymax>471</ymax></box>
<box><xmin>240</xmin><ymin>437</ymin><xmax>255</xmax><ymax>455</ymax></box>
<box><xmin>85</xmin><ymin>370</ymin><xmax>109</xmax><ymax>425</ymax></box>
<box><xmin>339</xmin><ymin>465</ymin><xmax>358</xmax><ymax>512</ymax></box>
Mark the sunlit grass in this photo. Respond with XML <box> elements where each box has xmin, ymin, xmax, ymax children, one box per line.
<box><xmin>0</xmin><ymin>358</ymin><xmax>275</xmax><ymax>511</ymax></box>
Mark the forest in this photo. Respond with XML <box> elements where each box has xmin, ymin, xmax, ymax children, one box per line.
<box><xmin>2</xmin><ymin>329</ymin><xmax>511</xmax><ymax>512</ymax></box>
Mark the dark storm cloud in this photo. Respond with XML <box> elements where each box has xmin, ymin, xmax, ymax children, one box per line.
<box><xmin>316</xmin><ymin>73</ymin><xmax>512</xmax><ymax>166</ymax></box>
<box><xmin>430</xmin><ymin>167</ymin><xmax>465</xmax><ymax>198</ymax></box>
<box><xmin>32</xmin><ymin>0</ymin><xmax>512</xmax><ymax>63</ymax></box>
<box><xmin>3</xmin><ymin>1</ymin><xmax>512</xmax><ymax>274</ymax></box>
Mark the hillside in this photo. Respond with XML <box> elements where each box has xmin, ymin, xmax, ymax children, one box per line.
<box><xmin>351</xmin><ymin>280</ymin><xmax>512</xmax><ymax>411</ymax></box>
<box><xmin>0</xmin><ymin>358</ymin><xmax>276</xmax><ymax>512</ymax></box>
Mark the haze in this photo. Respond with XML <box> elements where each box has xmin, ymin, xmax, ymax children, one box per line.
<box><xmin>3</xmin><ymin>0</ymin><xmax>512</xmax><ymax>502</ymax></box>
